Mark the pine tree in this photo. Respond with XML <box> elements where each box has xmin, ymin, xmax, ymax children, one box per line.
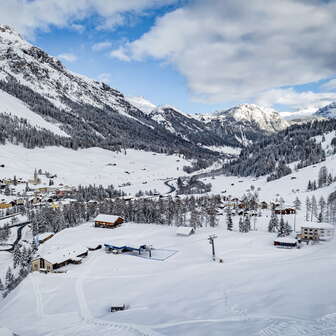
<box><xmin>0</xmin><ymin>278</ymin><xmax>4</xmax><ymax>291</ymax></box>
<box><xmin>242</xmin><ymin>216</ymin><xmax>251</xmax><ymax>233</ymax></box>
<box><xmin>278</xmin><ymin>217</ymin><xmax>291</xmax><ymax>237</ymax></box>
<box><xmin>226</xmin><ymin>207</ymin><xmax>233</xmax><ymax>231</ymax></box>
<box><xmin>318</xmin><ymin>166</ymin><xmax>328</xmax><ymax>188</ymax></box>
<box><xmin>190</xmin><ymin>209</ymin><xmax>201</xmax><ymax>229</ymax></box>
<box><xmin>311</xmin><ymin>195</ymin><xmax>318</xmax><ymax>221</ymax></box>
<box><xmin>305</xmin><ymin>196</ymin><xmax>311</xmax><ymax>221</ymax></box>
<box><xmin>319</xmin><ymin>196</ymin><xmax>326</xmax><ymax>222</ymax></box>
<box><xmin>327</xmin><ymin>173</ymin><xmax>333</xmax><ymax>186</ymax></box>
<box><xmin>307</xmin><ymin>180</ymin><xmax>312</xmax><ymax>191</ymax></box>
<box><xmin>293</xmin><ymin>197</ymin><xmax>301</xmax><ymax>211</ymax></box>
<box><xmin>239</xmin><ymin>216</ymin><xmax>244</xmax><ymax>232</ymax></box>
<box><xmin>268</xmin><ymin>212</ymin><xmax>279</xmax><ymax>232</ymax></box>
<box><xmin>5</xmin><ymin>267</ymin><xmax>14</xmax><ymax>291</ymax></box>
<box><xmin>13</xmin><ymin>245</ymin><xmax>21</xmax><ymax>269</ymax></box>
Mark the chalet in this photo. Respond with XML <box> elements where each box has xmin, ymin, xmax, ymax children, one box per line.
<box><xmin>32</xmin><ymin>246</ymin><xmax>88</xmax><ymax>272</ymax></box>
<box><xmin>299</xmin><ymin>223</ymin><xmax>334</xmax><ymax>241</ymax></box>
<box><xmin>274</xmin><ymin>237</ymin><xmax>299</xmax><ymax>249</ymax></box>
<box><xmin>274</xmin><ymin>208</ymin><xmax>296</xmax><ymax>215</ymax></box>
<box><xmin>94</xmin><ymin>214</ymin><xmax>124</xmax><ymax>228</ymax></box>
<box><xmin>176</xmin><ymin>226</ymin><xmax>195</xmax><ymax>236</ymax></box>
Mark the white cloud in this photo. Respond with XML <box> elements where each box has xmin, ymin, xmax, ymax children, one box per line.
<box><xmin>112</xmin><ymin>0</ymin><xmax>336</xmax><ymax>103</ymax></box>
<box><xmin>110</xmin><ymin>47</ymin><xmax>131</xmax><ymax>61</ymax></box>
<box><xmin>92</xmin><ymin>41</ymin><xmax>112</xmax><ymax>52</ymax></box>
<box><xmin>0</xmin><ymin>0</ymin><xmax>177</xmax><ymax>37</ymax></box>
<box><xmin>97</xmin><ymin>73</ymin><xmax>112</xmax><ymax>84</ymax></box>
<box><xmin>58</xmin><ymin>53</ymin><xmax>77</xmax><ymax>62</ymax></box>
<box><xmin>255</xmin><ymin>88</ymin><xmax>336</xmax><ymax>117</ymax></box>
<box><xmin>321</xmin><ymin>79</ymin><xmax>336</xmax><ymax>91</ymax></box>
<box><xmin>71</xmin><ymin>24</ymin><xmax>85</xmax><ymax>33</ymax></box>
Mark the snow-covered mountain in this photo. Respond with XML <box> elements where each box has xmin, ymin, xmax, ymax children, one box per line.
<box><xmin>314</xmin><ymin>102</ymin><xmax>336</xmax><ymax>119</ymax></box>
<box><xmin>0</xmin><ymin>25</ymin><xmax>217</xmax><ymax>158</ymax></box>
<box><xmin>126</xmin><ymin>96</ymin><xmax>157</xmax><ymax>115</ymax></box>
<box><xmin>214</xmin><ymin>104</ymin><xmax>289</xmax><ymax>133</ymax></box>
<box><xmin>196</xmin><ymin>104</ymin><xmax>289</xmax><ymax>146</ymax></box>
<box><xmin>147</xmin><ymin>105</ymin><xmax>230</xmax><ymax>147</ymax></box>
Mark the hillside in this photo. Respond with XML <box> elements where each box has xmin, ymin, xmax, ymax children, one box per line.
<box><xmin>0</xmin><ymin>25</ymin><xmax>217</xmax><ymax>159</ymax></box>
<box><xmin>148</xmin><ymin>105</ymin><xmax>230</xmax><ymax>147</ymax></box>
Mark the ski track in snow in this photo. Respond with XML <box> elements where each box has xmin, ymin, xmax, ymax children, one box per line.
<box><xmin>74</xmin><ymin>254</ymin><xmax>162</xmax><ymax>336</ymax></box>
<box><xmin>31</xmin><ymin>274</ymin><xmax>44</xmax><ymax>318</ymax></box>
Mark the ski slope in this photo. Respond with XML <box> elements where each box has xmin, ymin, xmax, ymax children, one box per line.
<box><xmin>1</xmin><ymin>221</ymin><xmax>336</xmax><ymax>336</ymax></box>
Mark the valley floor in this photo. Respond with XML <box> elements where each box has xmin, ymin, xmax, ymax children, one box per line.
<box><xmin>1</xmin><ymin>220</ymin><xmax>336</xmax><ymax>336</ymax></box>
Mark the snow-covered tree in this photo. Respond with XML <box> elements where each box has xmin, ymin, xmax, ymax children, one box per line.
<box><xmin>239</xmin><ymin>216</ymin><xmax>244</xmax><ymax>232</ymax></box>
<box><xmin>305</xmin><ymin>196</ymin><xmax>311</xmax><ymax>221</ymax></box>
<box><xmin>268</xmin><ymin>212</ymin><xmax>279</xmax><ymax>233</ymax></box>
<box><xmin>311</xmin><ymin>195</ymin><xmax>318</xmax><ymax>221</ymax></box>
<box><xmin>226</xmin><ymin>207</ymin><xmax>233</xmax><ymax>231</ymax></box>
<box><xmin>278</xmin><ymin>217</ymin><xmax>291</xmax><ymax>237</ymax></box>
<box><xmin>5</xmin><ymin>267</ymin><xmax>14</xmax><ymax>291</ymax></box>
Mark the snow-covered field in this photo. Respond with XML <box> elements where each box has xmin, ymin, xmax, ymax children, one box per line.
<box><xmin>0</xmin><ymin>144</ymin><xmax>190</xmax><ymax>194</ymax></box>
<box><xmin>1</xmin><ymin>219</ymin><xmax>336</xmax><ymax>336</ymax></box>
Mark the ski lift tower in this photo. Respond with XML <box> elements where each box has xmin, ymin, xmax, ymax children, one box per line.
<box><xmin>208</xmin><ymin>234</ymin><xmax>218</xmax><ymax>261</ymax></box>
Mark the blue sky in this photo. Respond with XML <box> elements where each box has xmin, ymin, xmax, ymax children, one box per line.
<box><xmin>2</xmin><ymin>0</ymin><xmax>336</xmax><ymax>116</ymax></box>
<box><xmin>32</xmin><ymin>10</ymin><xmax>229</xmax><ymax>114</ymax></box>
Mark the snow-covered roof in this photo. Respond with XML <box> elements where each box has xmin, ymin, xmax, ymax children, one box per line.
<box><xmin>94</xmin><ymin>214</ymin><xmax>123</xmax><ymax>223</ymax></box>
<box><xmin>38</xmin><ymin>232</ymin><xmax>54</xmax><ymax>241</ymax></box>
<box><xmin>301</xmin><ymin>222</ymin><xmax>334</xmax><ymax>230</ymax></box>
<box><xmin>176</xmin><ymin>226</ymin><xmax>194</xmax><ymax>236</ymax></box>
<box><xmin>274</xmin><ymin>237</ymin><xmax>297</xmax><ymax>244</ymax></box>
<box><xmin>35</xmin><ymin>245</ymin><xmax>87</xmax><ymax>265</ymax></box>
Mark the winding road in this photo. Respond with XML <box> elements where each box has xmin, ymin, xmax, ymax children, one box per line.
<box><xmin>164</xmin><ymin>180</ymin><xmax>176</xmax><ymax>194</ymax></box>
<box><xmin>0</xmin><ymin>221</ymin><xmax>30</xmax><ymax>252</ymax></box>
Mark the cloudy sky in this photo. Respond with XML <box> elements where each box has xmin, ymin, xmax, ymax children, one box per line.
<box><xmin>2</xmin><ymin>0</ymin><xmax>336</xmax><ymax>116</ymax></box>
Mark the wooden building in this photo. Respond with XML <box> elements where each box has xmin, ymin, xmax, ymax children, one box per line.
<box><xmin>274</xmin><ymin>237</ymin><xmax>299</xmax><ymax>249</ymax></box>
<box><xmin>0</xmin><ymin>202</ymin><xmax>12</xmax><ymax>209</ymax></box>
<box><xmin>94</xmin><ymin>214</ymin><xmax>124</xmax><ymax>228</ymax></box>
<box><xmin>32</xmin><ymin>246</ymin><xmax>88</xmax><ymax>272</ymax></box>
<box><xmin>274</xmin><ymin>208</ymin><xmax>296</xmax><ymax>215</ymax></box>
<box><xmin>176</xmin><ymin>226</ymin><xmax>195</xmax><ymax>236</ymax></box>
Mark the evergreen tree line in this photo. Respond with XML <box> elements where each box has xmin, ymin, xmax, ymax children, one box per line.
<box><xmin>224</xmin><ymin>119</ymin><xmax>336</xmax><ymax>178</ymax></box>
<box><xmin>307</xmin><ymin>166</ymin><xmax>335</xmax><ymax>191</ymax></box>
<box><xmin>0</xmin><ymin>78</ymin><xmax>218</xmax><ymax>160</ymax></box>
<box><xmin>305</xmin><ymin>195</ymin><xmax>329</xmax><ymax>223</ymax></box>
<box><xmin>0</xmin><ymin>244</ymin><xmax>33</xmax><ymax>298</ymax></box>
<box><xmin>29</xmin><ymin>194</ymin><xmax>223</xmax><ymax>237</ymax></box>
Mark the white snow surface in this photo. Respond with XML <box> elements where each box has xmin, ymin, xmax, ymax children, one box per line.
<box><xmin>1</xmin><ymin>220</ymin><xmax>336</xmax><ymax>336</ymax></box>
<box><xmin>0</xmin><ymin>144</ymin><xmax>190</xmax><ymax>194</ymax></box>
